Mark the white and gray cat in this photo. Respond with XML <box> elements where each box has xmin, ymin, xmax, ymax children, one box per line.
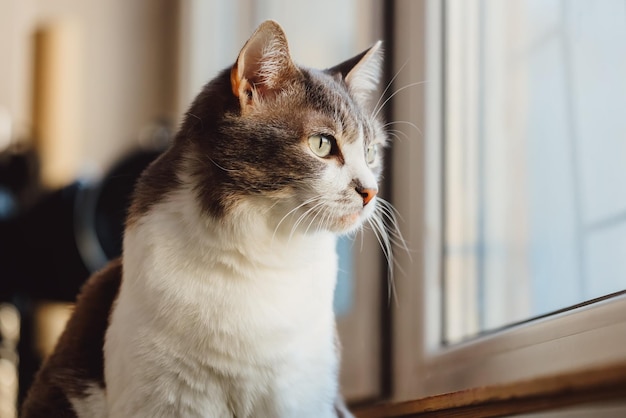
<box><xmin>22</xmin><ymin>20</ymin><xmax>388</xmax><ymax>418</ymax></box>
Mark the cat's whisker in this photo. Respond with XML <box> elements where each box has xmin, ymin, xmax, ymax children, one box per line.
<box><xmin>383</xmin><ymin>120</ymin><xmax>423</xmax><ymax>138</ymax></box>
<box><xmin>312</xmin><ymin>207</ymin><xmax>329</xmax><ymax>235</ymax></box>
<box><xmin>312</xmin><ymin>204</ymin><xmax>331</xmax><ymax>235</ymax></box>
<box><xmin>367</xmin><ymin>214</ymin><xmax>398</xmax><ymax>306</ymax></box>
<box><xmin>375</xmin><ymin>202</ymin><xmax>411</xmax><ymax>266</ymax></box>
<box><xmin>304</xmin><ymin>203</ymin><xmax>327</xmax><ymax>236</ymax></box>
<box><xmin>367</xmin><ymin>213</ymin><xmax>391</xmax><ymax>269</ymax></box>
<box><xmin>377</xmin><ymin>197</ymin><xmax>407</xmax><ymax>224</ymax></box>
<box><xmin>366</xmin><ymin>197</ymin><xmax>411</xmax><ymax>306</ymax></box>
<box><xmin>290</xmin><ymin>201</ymin><xmax>325</xmax><ymax>243</ymax></box>
<box><xmin>272</xmin><ymin>195</ymin><xmax>324</xmax><ymax>244</ymax></box>
<box><xmin>207</xmin><ymin>155</ymin><xmax>238</xmax><ymax>173</ymax></box>
<box><xmin>385</xmin><ymin>129</ymin><xmax>409</xmax><ymax>143</ymax></box>
<box><xmin>369</xmin><ymin>212</ymin><xmax>392</xmax><ymax>267</ymax></box>
<box><xmin>186</xmin><ymin>112</ymin><xmax>204</xmax><ymax>129</ymax></box>
<box><xmin>371</xmin><ymin>59</ymin><xmax>408</xmax><ymax>120</ymax></box>
<box><xmin>375</xmin><ymin>202</ymin><xmax>403</xmax><ymax>233</ymax></box>
<box><xmin>309</xmin><ymin>204</ymin><xmax>328</xmax><ymax>235</ymax></box>
<box><xmin>290</xmin><ymin>205</ymin><xmax>317</xmax><ymax>238</ymax></box>
<box><xmin>376</xmin><ymin>204</ymin><xmax>409</xmax><ymax>278</ymax></box>
<box><xmin>372</xmin><ymin>80</ymin><xmax>429</xmax><ymax>120</ymax></box>
<box><xmin>359</xmin><ymin>223</ymin><xmax>365</xmax><ymax>252</ymax></box>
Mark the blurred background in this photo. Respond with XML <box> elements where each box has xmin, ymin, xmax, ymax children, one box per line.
<box><xmin>0</xmin><ymin>0</ymin><xmax>385</xmax><ymax>415</ymax></box>
<box><xmin>5</xmin><ymin>0</ymin><xmax>625</xmax><ymax>415</ymax></box>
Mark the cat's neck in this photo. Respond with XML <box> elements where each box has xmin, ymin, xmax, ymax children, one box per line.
<box><xmin>126</xmin><ymin>185</ymin><xmax>337</xmax><ymax>272</ymax></box>
<box><xmin>120</xmin><ymin>184</ymin><xmax>339</xmax><ymax>338</ymax></box>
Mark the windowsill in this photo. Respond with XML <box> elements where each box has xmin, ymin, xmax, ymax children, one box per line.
<box><xmin>353</xmin><ymin>361</ymin><xmax>626</xmax><ymax>417</ymax></box>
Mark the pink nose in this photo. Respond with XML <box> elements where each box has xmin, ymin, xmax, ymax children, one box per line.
<box><xmin>357</xmin><ymin>187</ymin><xmax>377</xmax><ymax>206</ymax></box>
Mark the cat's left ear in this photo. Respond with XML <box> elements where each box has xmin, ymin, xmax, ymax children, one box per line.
<box><xmin>328</xmin><ymin>41</ymin><xmax>383</xmax><ymax>107</ymax></box>
<box><xmin>231</xmin><ymin>20</ymin><xmax>299</xmax><ymax>109</ymax></box>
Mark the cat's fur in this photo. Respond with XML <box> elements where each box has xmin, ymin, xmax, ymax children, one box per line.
<box><xmin>22</xmin><ymin>20</ymin><xmax>386</xmax><ymax>418</ymax></box>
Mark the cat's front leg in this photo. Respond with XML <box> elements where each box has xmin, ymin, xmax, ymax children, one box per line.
<box><xmin>105</xmin><ymin>363</ymin><xmax>234</xmax><ymax>418</ymax></box>
<box><xmin>104</xmin><ymin>300</ymin><xmax>234</xmax><ymax>417</ymax></box>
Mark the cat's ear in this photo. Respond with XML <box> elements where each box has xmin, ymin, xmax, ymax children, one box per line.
<box><xmin>328</xmin><ymin>41</ymin><xmax>383</xmax><ymax>106</ymax></box>
<box><xmin>231</xmin><ymin>20</ymin><xmax>299</xmax><ymax>109</ymax></box>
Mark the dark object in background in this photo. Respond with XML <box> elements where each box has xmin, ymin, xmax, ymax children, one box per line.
<box><xmin>95</xmin><ymin>150</ymin><xmax>163</xmax><ymax>262</ymax></box>
<box><xmin>0</xmin><ymin>147</ymin><xmax>40</xmax><ymax>221</ymax></box>
<box><xmin>0</xmin><ymin>147</ymin><xmax>163</xmax><ymax>406</ymax></box>
<box><xmin>0</xmin><ymin>148</ymin><xmax>162</xmax><ymax>301</ymax></box>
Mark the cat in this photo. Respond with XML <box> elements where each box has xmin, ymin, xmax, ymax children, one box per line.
<box><xmin>22</xmin><ymin>20</ymin><xmax>388</xmax><ymax>418</ymax></box>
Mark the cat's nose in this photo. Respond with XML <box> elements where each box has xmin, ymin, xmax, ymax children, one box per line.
<box><xmin>357</xmin><ymin>186</ymin><xmax>378</xmax><ymax>206</ymax></box>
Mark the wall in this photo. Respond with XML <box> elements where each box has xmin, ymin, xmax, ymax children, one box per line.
<box><xmin>0</xmin><ymin>0</ymin><xmax>178</xmax><ymax>179</ymax></box>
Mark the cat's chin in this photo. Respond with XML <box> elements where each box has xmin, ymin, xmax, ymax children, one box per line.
<box><xmin>333</xmin><ymin>198</ymin><xmax>379</xmax><ymax>233</ymax></box>
<box><xmin>340</xmin><ymin>212</ymin><xmax>361</xmax><ymax>228</ymax></box>
<box><xmin>334</xmin><ymin>210</ymin><xmax>369</xmax><ymax>234</ymax></box>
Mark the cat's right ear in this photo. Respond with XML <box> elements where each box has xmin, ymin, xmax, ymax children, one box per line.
<box><xmin>327</xmin><ymin>41</ymin><xmax>383</xmax><ymax>108</ymax></box>
<box><xmin>231</xmin><ymin>20</ymin><xmax>299</xmax><ymax>111</ymax></box>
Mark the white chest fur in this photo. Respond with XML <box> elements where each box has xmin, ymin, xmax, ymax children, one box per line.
<box><xmin>104</xmin><ymin>189</ymin><xmax>341</xmax><ymax>418</ymax></box>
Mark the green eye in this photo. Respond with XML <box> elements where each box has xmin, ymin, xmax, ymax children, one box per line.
<box><xmin>308</xmin><ymin>135</ymin><xmax>333</xmax><ymax>158</ymax></box>
<box><xmin>366</xmin><ymin>144</ymin><xmax>378</xmax><ymax>164</ymax></box>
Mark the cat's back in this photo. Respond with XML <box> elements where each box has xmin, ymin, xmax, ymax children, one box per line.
<box><xmin>21</xmin><ymin>259</ymin><xmax>122</xmax><ymax>418</ymax></box>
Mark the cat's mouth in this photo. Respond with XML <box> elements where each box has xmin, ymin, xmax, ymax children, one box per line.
<box><xmin>280</xmin><ymin>199</ymin><xmax>375</xmax><ymax>235</ymax></box>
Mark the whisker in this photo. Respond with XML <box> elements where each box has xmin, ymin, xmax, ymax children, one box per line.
<box><xmin>371</xmin><ymin>59</ymin><xmax>409</xmax><ymax>120</ymax></box>
<box><xmin>385</xmin><ymin>129</ymin><xmax>409</xmax><ymax>143</ymax></box>
<box><xmin>305</xmin><ymin>202</ymin><xmax>327</xmax><ymax>236</ymax></box>
<box><xmin>186</xmin><ymin>112</ymin><xmax>204</xmax><ymax>129</ymax></box>
<box><xmin>378</xmin><ymin>198</ymin><xmax>407</xmax><ymax>224</ymax></box>
<box><xmin>272</xmin><ymin>195</ymin><xmax>324</xmax><ymax>242</ymax></box>
<box><xmin>207</xmin><ymin>156</ymin><xmax>237</xmax><ymax>173</ymax></box>
<box><xmin>368</xmin><ymin>215</ymin><xmax>391</xmax><ymax>269</ymax></box>
<box><xmin>373</xmin><ymin>80</ymin><xmax>429</xmax><ymax>120</ymax></box>
<box><xmin>359</xmin><ymin>223</ymin><xmax>365</xmax><ymax>252</ymax></box>
<box><xmin>367</xmin><ymin>215</ymin><xmax>398</xmax><ymax>306</ymax></box>
<box><xmin>377</xmin><ymin>204</ymin><xmax>411</xmax><ymax>262</ymax></box>
<box><xmin>383</xmin><ymin>120</ymin><xmax>423</xmax><ymax>138</ymax></box>
<box><xmin>290</xmin><ymin>201</ymin><xmax>325</xmax><ymax>242</ymax></box>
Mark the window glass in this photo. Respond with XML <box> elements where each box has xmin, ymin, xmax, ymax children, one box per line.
<box><xmin>444</xmin><ymin>0</ymin><xmax>626</xmax><ymax>343</ymax></box>
<box><xmin>335</xmin><ymin>237</ymin><xmax>355</xmax><ymax>316</ymax></box>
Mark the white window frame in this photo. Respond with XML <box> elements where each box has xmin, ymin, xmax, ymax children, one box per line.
<box><xmin>389</xmin><ymin>0</ymin><xmax>626</xmax><ymax>402</ymax></box>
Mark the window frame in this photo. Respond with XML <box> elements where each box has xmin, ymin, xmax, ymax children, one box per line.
<box><xmin>388</xmin><ymin>0</ymin><xmax>626</xmax><ymax>402</ymax></box>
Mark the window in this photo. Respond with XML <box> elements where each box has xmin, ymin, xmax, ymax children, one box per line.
<box><xmin>180</xmin><ymin>0</ymin><xmax>626</xmax><ymax>411</ymax></box>
<box><xmin>444</xmin><ymin>0</ymin><xmax>626</xmax><ymax>344</ymax></box>
<box><xmin>386</xmin><ymin>0</ymin><xmax>626</xmax><ymax>403</ymax></box>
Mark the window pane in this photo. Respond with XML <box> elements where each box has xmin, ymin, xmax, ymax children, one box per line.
<box><xmin>335</xmin><ymin>237</ymin><xmax>355</xmax><ymax>317</ymax></box>
<box><xmin>444</xmin><ymin>0</ymin><xmax>626</xmax><ymax>343</ymax></box>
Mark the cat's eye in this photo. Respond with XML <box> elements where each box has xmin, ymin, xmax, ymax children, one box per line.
<box><xmin>308</xmin><ymin>135</ymin><xmax>334</xmax><ymax>158</ymax></box>
<box><xmin>366</xmin><ymin>144</ymin><xmax>378</xmax><ymax>165</ymax></box>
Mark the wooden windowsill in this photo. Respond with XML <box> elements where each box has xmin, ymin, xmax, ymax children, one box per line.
<box><xmin>353</xmin><ymin>362</ymin><xmax>626</xmax><ymax>417</ymax></box>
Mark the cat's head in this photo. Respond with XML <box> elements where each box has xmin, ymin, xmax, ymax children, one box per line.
<box><xmin>137</xmin><ymin>21</ymin><xmax>387</xmax><ymax>236</ymax></box>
